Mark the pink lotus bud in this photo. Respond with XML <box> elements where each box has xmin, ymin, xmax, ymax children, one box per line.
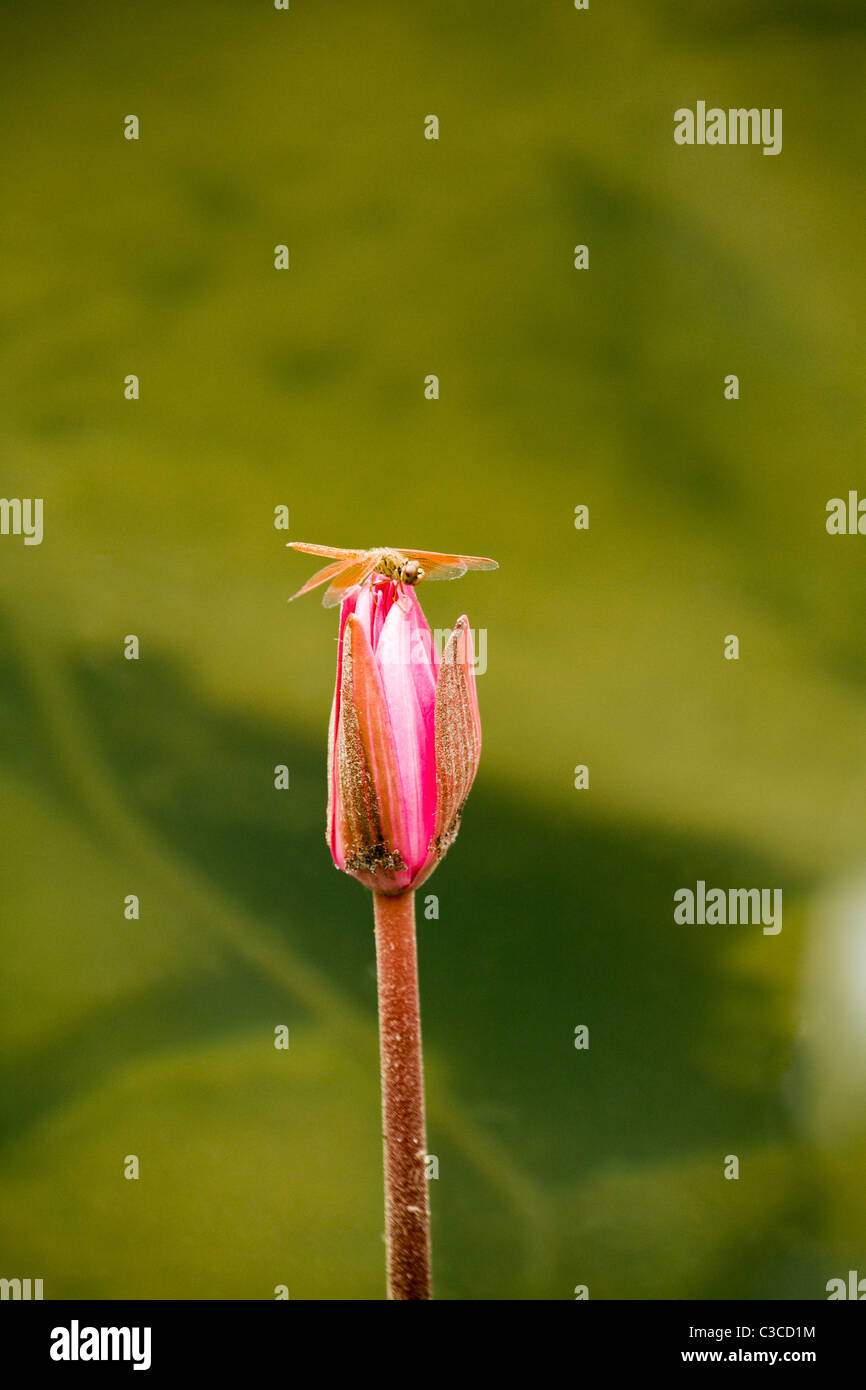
<box><xmin>327</xmin><ymin>578</ymin><xmax>482</xmax><ymax>895</ymax></box>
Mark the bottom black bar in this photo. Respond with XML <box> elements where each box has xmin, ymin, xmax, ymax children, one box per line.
<box><xmin>1</xmin><ymin>1299</ymin><xmax>860</xmax><ymax>1374</ymax></box>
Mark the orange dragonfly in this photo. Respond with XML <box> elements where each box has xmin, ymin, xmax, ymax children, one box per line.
<box><xmin>288</xmin><ymin>542</ymin><xmax>498</xmax><ymax>607</ymax></box>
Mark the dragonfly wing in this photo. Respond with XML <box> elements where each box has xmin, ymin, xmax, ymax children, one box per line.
<box><xmin>287</xmin><ymin>542</ymin><xmax>366</xmax><ymax>560</ymax></box>
<box><xmin>289</xmin><ymin>558</ymin><xmax>355</xmax><ymax>602</ymax></box>
<box><xmin>322</xmin><ymin>557</ymin><xmax>378</xmax><ymax>607</ymax></box>
<box><xmin>401</xmin><ymin>548</ymin><xmax>498</xmax><ymax>580</ymax></box>
<box><xmin>416</xmin><ymin>559</ymin><xmax>468</xmax><ymax>581</ymax></box>
<box><xmin>459</xmin><ymin>554</ymin><xmax>499</xmax><ymax>571</ymax></box>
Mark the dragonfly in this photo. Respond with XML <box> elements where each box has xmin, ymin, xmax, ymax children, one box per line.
<box><xmin>287</xmin><ymin>542</ymin><xmax>499</xmax><ymax>607</ymax></box>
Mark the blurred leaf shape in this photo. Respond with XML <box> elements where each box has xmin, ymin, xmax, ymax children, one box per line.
<box><xmin>0</xmin><ymin>1028</ymin><xmax>384</xmax><ymax>1300</ymax></box>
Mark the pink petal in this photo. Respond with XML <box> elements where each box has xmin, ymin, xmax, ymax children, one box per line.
<box><xmin>331</xmin><ymin>614</ymin><xmax>414</xmax><ymax>891</ymax></box>
<box><xmin>375</xmin><ymin>593</ymin><xmax>438</xmax><ymax>875</ymax></box>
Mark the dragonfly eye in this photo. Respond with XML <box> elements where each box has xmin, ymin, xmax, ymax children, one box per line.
<box><xmin>403</xmin><ymin>561</ymin><xmax>422</xmax><ymax>585</ymax></box>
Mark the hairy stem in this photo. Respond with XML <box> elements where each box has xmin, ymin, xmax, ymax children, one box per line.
<box><xmin>372</xmin><ymin>889</ymin><xmax>432</xmax><ymax>1300</ymax></box>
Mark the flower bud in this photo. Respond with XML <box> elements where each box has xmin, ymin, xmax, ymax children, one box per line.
<box><xmin>327</xmin><ymin>579</ymin><xmax>482</xmax><ymax>895</ymax></box>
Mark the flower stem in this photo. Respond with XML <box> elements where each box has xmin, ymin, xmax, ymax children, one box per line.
<box><xmin>372</xmin><ymin>889</ymin><xmax>432</xmax><ymax>1299</ymax></box>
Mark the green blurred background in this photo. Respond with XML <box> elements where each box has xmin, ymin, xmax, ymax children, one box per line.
<box><xmin>2</xmin><ymin>0</ymin><xmax>866</xmax><ymax>1299</ymax></box>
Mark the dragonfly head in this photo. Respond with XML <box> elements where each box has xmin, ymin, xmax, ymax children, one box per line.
<box><xmin>401</xmin><ymin>559</ymin><xmax>424</xmax><ymax>586</ymax></box>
